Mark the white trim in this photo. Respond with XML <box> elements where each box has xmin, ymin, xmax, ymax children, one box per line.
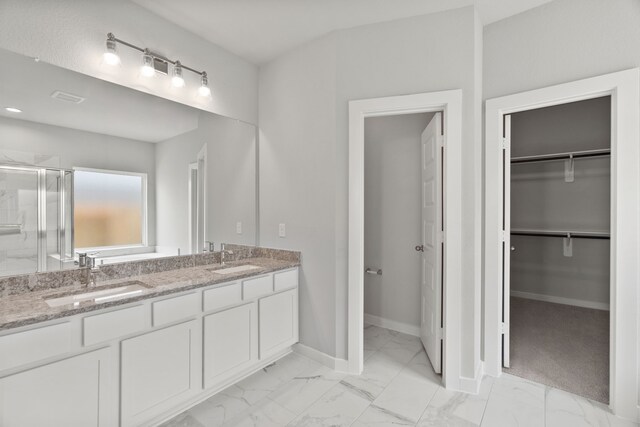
<box><xmin>484</xmin><ymin>68</ymin><xmax>640</xmax><ymax>422</ymax></box>
<box><xmin>293</xmin><ymin>343</ymin><xmax>349</xmax><ymax>373</ymax></box>
<box><xmin>457</xmin><ymin>361</ymin><xmax>484</xmax><ymax>394</ymax></box>
<box><xmin>510</xmin><ymin>291</ymin><xmax>610</xmax><ymax>311</ymax></box>
<box><xmin>364</xmin><ymin>313</ymin><xmax>420</xmax><ymax>337</ymax></box>
<box><xmin>349</xmin><ymin>90</ymin><xmax>465</xmax><ymax>391</ymax></box>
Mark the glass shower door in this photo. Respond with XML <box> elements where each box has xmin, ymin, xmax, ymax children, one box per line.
<box><xmin>0</xmin><ymin>167</ymin><xmax>40</xmax><ymax>276</ymax></box>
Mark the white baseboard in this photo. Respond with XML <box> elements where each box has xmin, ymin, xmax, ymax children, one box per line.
<box><xmin>511</xmin><ymin>290</ymin><xmax>609</xmax><ymax>311</ymax></box>
<box><xmin>293</xmin><ymin>343</ymin><xmax>349</xmax><ymax>373</ymax></box>
<box><xmin>457</xmin><ymin>361</ymin><xmax>484</xmax><ymax>394</ymax></box>
<box><xmin>364</xmin><ymin>313</ymin><xmax>421</xmax><ymax>337</ymax></box>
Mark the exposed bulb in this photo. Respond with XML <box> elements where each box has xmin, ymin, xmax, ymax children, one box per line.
<box><xmin>172</xmin><ymin>62</ymin><xmax>185</xmax><ymax>88</ymax></box>
<box><xmin>103</xmin><ymin>34</ymin><xmax>120</xmax><ymax>66</ymax></box>
<box><xmin>198</xmin><ymin>72</ymin><xmax>211</xmax><ymax>97</ymax></box>
<box><xmin>140</xmin><ymin>51</ymin><xmax>155</xmax><ymax>77</ymax></box>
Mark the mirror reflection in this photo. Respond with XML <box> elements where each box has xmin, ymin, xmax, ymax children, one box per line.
<box><xmin>0</xmin><ymin>48</ymin><xmax>256</xmax><ymax>277</ymax></box>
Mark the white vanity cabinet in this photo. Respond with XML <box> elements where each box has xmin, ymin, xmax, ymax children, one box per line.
<box><xmin>259</xmin><ymin>288</ymin><xmax>299</xmax><ymax>359</ymax></box>
<box><xmin>203</xmin><ymin>302</ymin><xmax>258</xmax><ymax>388</ymax></box>
<box><xmin>0</xmin><ymin>347</ymin><xmax>111</xmax><ymax>427</ymax></box>
<box><xmin>0</xmin><ymin>265</ymin><xmax>299</xmax><ymax>427</ymax></box>
<box><xmin>120</xmin><ymin>320</ymin><xmax>200</xmax><ymax>427</ymax></box>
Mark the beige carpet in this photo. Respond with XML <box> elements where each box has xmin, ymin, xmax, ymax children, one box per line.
<box><xmin>504</xmin><ymin>297</ymin><xmax>609</xmax><ymax>403</ymax></box>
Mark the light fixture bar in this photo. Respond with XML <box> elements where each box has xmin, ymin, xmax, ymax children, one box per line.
<box><xmin>106</xmin><ymin>32</ymin><xmax>207</xmax><ymax>77</ymax></box>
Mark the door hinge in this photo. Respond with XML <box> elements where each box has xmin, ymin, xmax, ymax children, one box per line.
<box><xmin>500</xmin><ymin>323</ymin><xmax>509</xmax><ymax>334</ymax></box>
<box><xmin>501</xmin><ymin>230</ymin><xmax>507</xmax><ymax>242</ymax></box>
<box><xmin>437</xmin><ymin>327</ymin><xmax>444</xmax><ymax>340</ymax></box>
<box><xmin>502</xmin><ymin>138</ymin><xmax>508</xmax><ymax>150</ymax></box>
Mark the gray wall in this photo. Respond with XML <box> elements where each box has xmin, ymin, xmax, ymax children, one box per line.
<box><xmin>0</xmin><ymin>116</ymin><xmax>157</xmax><ymax>245</ymax></box>
<box><xmin>510</xmin><ymin>97</ymin><xmax>610</xmax><ymax>307</ymax></box>
<box><xmin>364</xmin><ymin>113</ymin><xmax>434</xmax><ymax>328</ymax></box>
<box><xmin>259</xmin><ymin>6</ymin><xmax>482</xmax><ymax>378</ymax></box>
<box><xmin>155</xmin><ymin>112</ymin><xmax>256</xmax><ymax>254</ymax></box>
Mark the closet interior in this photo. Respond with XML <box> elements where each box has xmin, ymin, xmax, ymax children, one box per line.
<box><xmin>507</xmin><ymin>96</ymin><xmax>611</xmax><ymax>404</ymax></box>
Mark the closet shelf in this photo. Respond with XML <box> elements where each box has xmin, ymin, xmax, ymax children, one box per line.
<box><xmin>511</xmin><ymin>229</ymin><xmax>610</xmax><ymax>240</ymax></box>
<box><xmin>511</xmin><ymin>148</ymin><xmax>610</xmax><ymax>164</ymax></box>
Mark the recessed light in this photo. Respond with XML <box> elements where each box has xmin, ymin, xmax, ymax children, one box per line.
<box><xmin>5</xmin><ymin>107</ymin><xmax>22</xmax><ymax>113</ymax></box>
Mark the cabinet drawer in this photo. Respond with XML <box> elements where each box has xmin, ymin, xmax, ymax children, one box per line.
<box><xmin>83</xmin><ymin>305</ymin><xmax>146</xmax><ymax>346</ymax></box>
<box><xmin>203</xmin><ymin>282</ymin><xmax>242</xmax><ymax>312</ymax></box>
<box><xmin>242</xmin><ymin>275</ymin><xmax>273</xmax><ymax>300</ymax></box>
<box><xmin>274</xmin><ymin>268</ymin><xmax>298</xmax><ymax>292</ymax></box>
<box><xmin>153</xmin><ymin>292</ymin><xmax>200</xmax><ymax>327</ymax></box>
<box><xmin>0</xmin><ymin>322</ymin><xmax>72</xmax><ymax>371</ymax></box>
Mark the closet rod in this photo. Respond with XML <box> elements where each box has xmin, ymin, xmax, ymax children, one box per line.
<box><xmin>511</xmin><ymin>229</ymin><xmax>610</xmax><ymax>240</ymax></box>
<box><xmin>511</xmin><ymin>148</ymin><xmax>610</xmax><ymax>164</ymax></box>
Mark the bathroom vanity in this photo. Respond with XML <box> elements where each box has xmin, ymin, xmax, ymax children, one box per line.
<box><xmin>0</xmin><ymin>248</ymin><xmax>300</xmax><ymax>427</ymax></box>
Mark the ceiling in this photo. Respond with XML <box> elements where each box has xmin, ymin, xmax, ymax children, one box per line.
<box><xmin>133</xmin><ymin>0</ymin><xmax>553</xmax><ymax>64</ymax></box>
<box><xmin>0</xmin><ymin>48</ymin><xmax>200</xmax><ymax>143</ymax></box>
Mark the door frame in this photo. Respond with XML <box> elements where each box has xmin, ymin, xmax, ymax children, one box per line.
<box><xmin>484</xmin><ymin>68</ymin><xmax>640</xmax><ymax>421</ymax></box>
<box><xmin>348</xmin><ymin>90</ymin><xmax>464</xmax><ymax>390</ymax></box>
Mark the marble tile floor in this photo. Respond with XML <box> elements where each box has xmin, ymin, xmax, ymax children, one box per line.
<box><xmin>162</xmin><ymin>325</ymin><xmax>637</xmax><ymax>427</ymax></box>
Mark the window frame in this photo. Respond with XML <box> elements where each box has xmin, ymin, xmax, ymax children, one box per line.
<box><xmin>73</xmin><ymin>166</ymin><xmax>148</xmax><ymax>252</ymax></box>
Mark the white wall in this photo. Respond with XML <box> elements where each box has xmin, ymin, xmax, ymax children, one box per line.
<box><xmin>156</xmin><ymin>112</ymin><xmax>256</xmax><ymax>254</ymax></box>
<box><xmin>483</xmin><ymin>0</ymin><xmax>640</xmax><ymax>410</ymax></box>
<box><xmin>260</xmin><ymin>6</ymin><xmax>483</xmax><ymax>379</ymax></box>
<box><xmin>0</xmin><ymin>116</ymin><xmax>157</xmax><ymax>244</ymax></box>
<box><xmin>363</xmin><ymin>113</ymin><xmax>433</xmax><ymax>329</ymax></box>
<box><xmin>0</xmin><ymin>0</ymin><xmax>258</xmax><ymax>124</ymax></box>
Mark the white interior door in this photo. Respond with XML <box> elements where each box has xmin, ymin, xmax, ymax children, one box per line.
<box><xmin>420</xmin><ymin>112</ymin><xmax>443</xmax><ymax>374</ymax></box>
<box><xmin>502</xmin><ymin>115</ymin><xmax>512</xmax><ymax>368</ymax></box>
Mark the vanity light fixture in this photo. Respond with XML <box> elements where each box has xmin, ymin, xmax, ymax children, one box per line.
<box><xmin>140</xmin><ymin>50</ymin><xmax>156</xmax><ymax>78</ymax></box>
<box><xmin>5</xmin><ymin>107</ymin><xmax>22</xmax><ymax>113</ymax></box>
<box><xmin>103</xmin><ymin>33</ymin><xmax>210</xmax><ymax>99</ymax></box>
<box><xmin>103</xmin><ymin>34</ymin><xmax>121</xmax><ymax>66</ymax></box>
<box><xmin>198</xmin><ymin>72</ymin><xmax>211</xmax><ymax>97</ymax></box>
<box><xmin>171</xmin><ymin>61</ymin><xmax>186</xmax><ymax>88</ymax></box>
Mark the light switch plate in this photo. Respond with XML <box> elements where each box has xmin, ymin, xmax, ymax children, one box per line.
<box><xmin>236</xmin><ymin>222</ymin><xmax>242</xmax><ymax>234</ymax></box>
<box><xmin>278</xmin><ymin>223</ymin><xmax>286</xmax><ymax>238</ymax></box>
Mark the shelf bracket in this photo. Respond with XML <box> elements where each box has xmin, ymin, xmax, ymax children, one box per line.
<box><xmin>564</xmin><ymin>154</ymin><xmax>575</xmax><ymax>183</ymax></box>
<box><xmin>563</xmin><ymin>232</ymin><xmax>573</xmax><ymax>257</ymax></box>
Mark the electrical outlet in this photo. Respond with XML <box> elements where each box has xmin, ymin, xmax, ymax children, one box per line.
<box><xmin>236</xmin><ymin>222</ymin><xmax>242</xmax><ymax>234</ymax></box>
<box><xmin>278</xmin><ymin>223</ymin><xmax>286</xmax><ymax>238</ymax></box>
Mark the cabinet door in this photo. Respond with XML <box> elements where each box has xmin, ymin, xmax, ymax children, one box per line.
<box><xmin>121</xmin><ymin>320</ymin><xmax>199</xmax><ymax>427</ymax></box>
<box><xmin>203</xmin><ymin>302</ymin><xmax>258</xmax><ymax>389</ymax></box>
<box><xmin>0</xmin><ymin>348</ymin><xmax>111</xmax><ymax>427</ymax></box>
<box><xmin>259</xmin><ymin>288</ymin><xmax>299</xmax><ymax>359</ymax></box>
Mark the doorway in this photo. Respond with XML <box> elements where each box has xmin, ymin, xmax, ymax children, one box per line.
<box><xmin>188</xmin><ymin>145</ymin><xmax>206</xmax><ymax>254</ymax></box>
<box><xmin>362</xmin><ymin>112</ymin><xmax>443</xmax><ymax>375</ymax></box>
<box><xmin>348</xmin><ymin>90</ymin><xmax>466</xmax><ymax>391</ymax></box>
<box><xmin>484</xmin><ymin>69</ymin><xmax>640</xmax><ymax>420</ymax></box>
<box><xmin>503</xmin><ymin>96</ymin><xmax>611</xmax><ymax>403</ymax></box>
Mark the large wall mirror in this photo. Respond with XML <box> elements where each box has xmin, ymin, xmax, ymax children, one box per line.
<box><xmin>0</xmin><ymin>48</ymin><xmax>257</xmax><ymax>277</ymax></box>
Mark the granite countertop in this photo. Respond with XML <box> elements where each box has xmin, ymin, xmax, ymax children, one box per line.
<box><xmin>0</xmin><ymin>257</ymin><xmax>299</xmax><ymax>331</ymax></box>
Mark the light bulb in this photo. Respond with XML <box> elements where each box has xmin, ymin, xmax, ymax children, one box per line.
<box><xmin>140</xmin><ymin>51</ymin><xmax>155</xmax><ymax>77</ymax></box>
<box><xmin>198</xmin><ymin>73</ymin><xmax>211</xmax><ymax>97</ymax></box>
<box><xmin>172</xmin><ymin>62</ymin><xmax>185</xmax><ymax>88</ymax></box>
<box><xmin>103</xmin><ymin>34</ymin><xmax>120</xmax><ymax>66</ymax></box>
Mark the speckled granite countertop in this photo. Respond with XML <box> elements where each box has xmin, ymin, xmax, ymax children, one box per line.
<box><xmin>0</xmin><ymin>257</ymin><xmax>299</xmax><ymax>331</ymax></box>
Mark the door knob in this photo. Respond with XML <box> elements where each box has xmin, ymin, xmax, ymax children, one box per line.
<box><xmin>415</xmin><ymin>245</ymin><xmax>424</xmax><ymax>252</ymax></box>
<box><xmin>511</xmin><ymin>246</ymin><xmax>515</xmax><ymax>251</ymax></box>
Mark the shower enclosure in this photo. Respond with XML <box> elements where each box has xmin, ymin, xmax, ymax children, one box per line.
<box><xmin>0</xmin><ymin>165</ymin><xmax>74</xmax><ymax>277</ymax></box>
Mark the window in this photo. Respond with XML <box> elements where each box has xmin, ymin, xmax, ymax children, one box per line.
<box><xmin>74</xmin><ymin>169</ymin><xmax>146</xmax><ymax>249</ymax></box>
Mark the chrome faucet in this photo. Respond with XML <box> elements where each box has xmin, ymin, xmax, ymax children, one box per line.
<box><xmin>86</xmin><ymin>253</ymin><xmax>101</xmax><ymax>287</ymax></box>
<box><xmin>220</xmin><ymin>243</ymin><xmax>234</xmax><ymax>265</ymax></box>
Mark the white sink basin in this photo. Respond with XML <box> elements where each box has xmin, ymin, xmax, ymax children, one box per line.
<box><xmin>45</xmin><ymin>281</ymin><xmax>150</xmax><ymax>308</ymax></box>
<box><xmin>209</xmin><ymin>265</ymin><xmax>261</xmax><ymax>275</ymax></box>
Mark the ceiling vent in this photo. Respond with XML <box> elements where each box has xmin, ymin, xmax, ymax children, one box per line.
<box><xmin>51</xmin><ymin>91</ymin><xmax>86</xmax><ymax>104</ymax></box>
